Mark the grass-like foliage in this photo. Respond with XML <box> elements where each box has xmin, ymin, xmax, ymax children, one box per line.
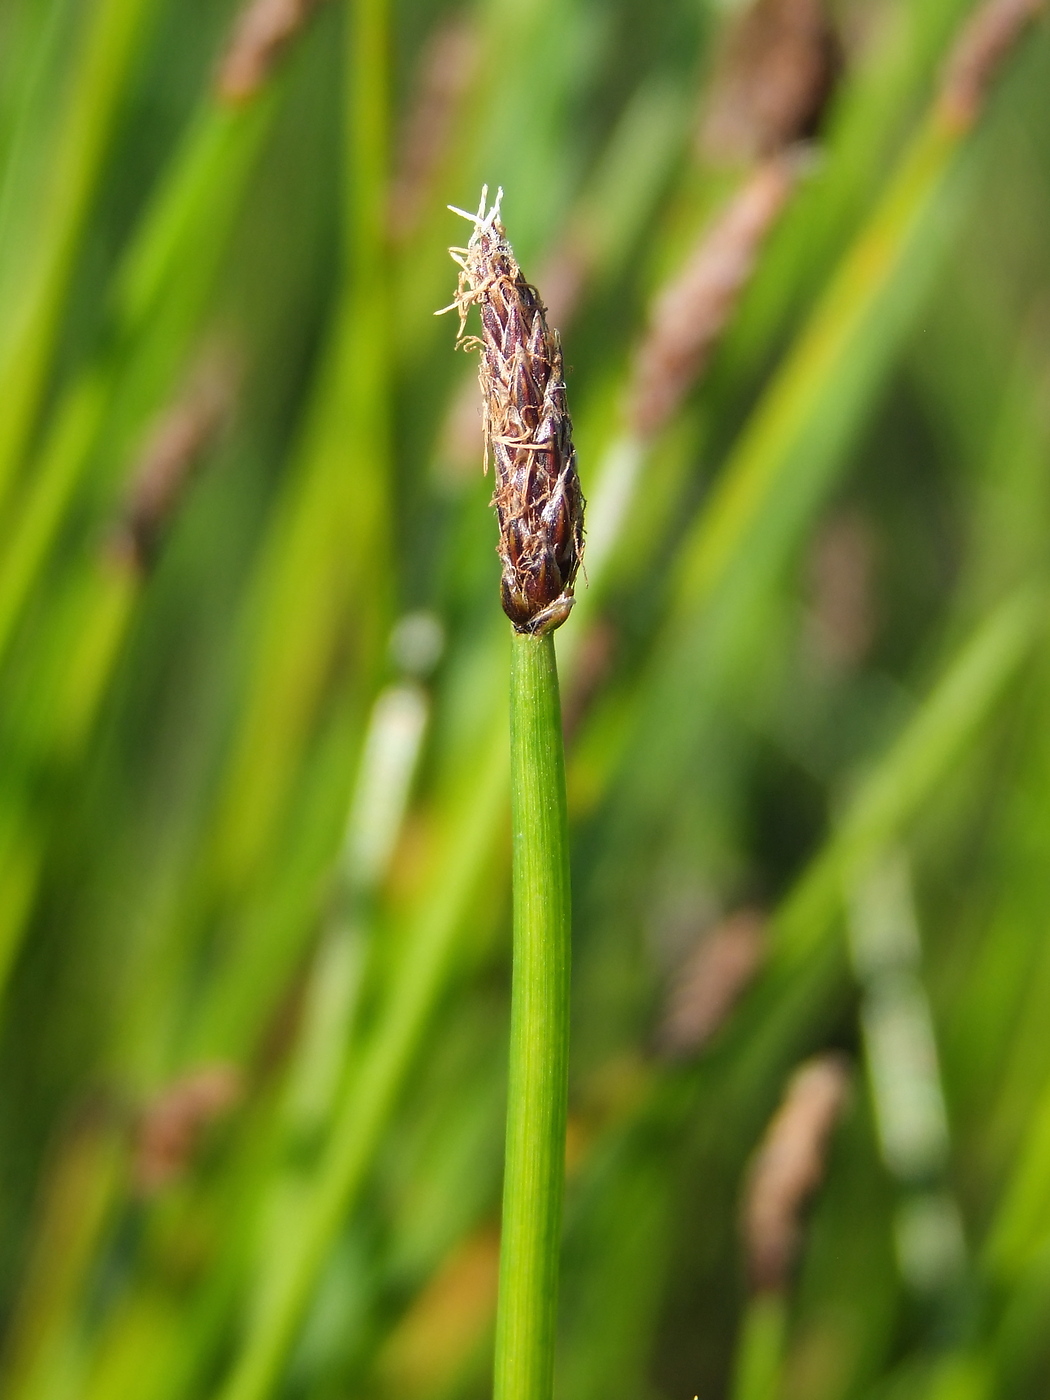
<box><xmin>1</xmin><ymin>2</ymin><xmax>1050</xmax><ymax>1399</ymax></box>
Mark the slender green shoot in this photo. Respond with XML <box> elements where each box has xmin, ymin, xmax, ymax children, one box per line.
<box><xmin>730</xmin><ymin>1293</ymin><xmax>787</xmax><ymax>1400</ymax></box>
<box><xmin>495</xmin><ymin>628</ymin><xmax>572</xmax><ymax>1400</ymax></box>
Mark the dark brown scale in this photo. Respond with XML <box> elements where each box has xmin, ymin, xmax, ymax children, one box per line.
<box><xmin>447</xmin><ymin>197</ymin><xmax>584</xmax><ymax>634</ymax></box>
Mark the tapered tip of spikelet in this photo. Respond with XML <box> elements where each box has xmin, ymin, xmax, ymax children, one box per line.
<box><xmin>435</xmin><ymin>186</ymin><xmax>510</xmax><ymax>339</ymax></box>
<box><xmin>446</xmin><ymin>183</ymin><xmax>503</xmax><ymax>231</ymax></box>
<box><xmin>439</xmin><ymin>189</ymin><xmax>585</xmax><ymax>636</ymax></box>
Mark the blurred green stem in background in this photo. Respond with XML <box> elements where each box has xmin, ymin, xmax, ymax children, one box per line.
<box><xmin>0</xmin><ymin>0</ymin><xmax>157</xmax><ymax>509</ymax></box>
<box><xmin>495</xmin><ymin>630</ymin><xmax>572</xmax><ymax>1400</ymax></box>
<box><xmin>730</xmin><ymin>1292</ymin><xmax>787</xmax><ymax>1400</ymax></box>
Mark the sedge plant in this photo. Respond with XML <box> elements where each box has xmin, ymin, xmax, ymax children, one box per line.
<box><xmin>7</xmin><ymin>5</ymin><xmax>1050</xmax><ymax>1400</ymax></box>
<box><xmin>440</xmin><ymin>186</ymin><xmax>583</xmax><ymax>1400</ymax></box>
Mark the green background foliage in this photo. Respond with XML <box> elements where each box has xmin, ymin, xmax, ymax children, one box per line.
<box><xmin>1</xmin><ymin>1</ymin><xmax>1050</xmax><ymax>1397</ymax></box>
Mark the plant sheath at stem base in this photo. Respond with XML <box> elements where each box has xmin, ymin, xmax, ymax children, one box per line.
<box><xmin>495</xmin><ymin>629</ymin><xmax>572</xmax><ymax>1400</ymax></box>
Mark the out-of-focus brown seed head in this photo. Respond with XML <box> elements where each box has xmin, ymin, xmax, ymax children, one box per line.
<box><xmin>560</xmin><ymin>617</ymin><xmax>617</xmax><ymax>740</ymax></box>
<box><xmin>805</xmin><ymin>509</ymin><xmax>878</xmax><ymax>672</ymax></box>
<box><xmin>742</xmin><ymin>1053</ymin><xmax>851</xmax><ymax>1293</ymax></box>
<box><xmin>388</xmin><ymin>16</ymin><xmax>479</xmax><ymax>243</ymax></box>
<box><xmin>108</xmin><ymin>347</ymin><xmax>238</xmax><ymax>574</ymax></box>
<box><xmin>439</xmin><ymin>188</ymin><xmax>584</xmax><ymax>635</ymax></box>
<box><xmin>627</xmin><ymin>154</ymin><xmax>801</xmax><ymax>442</ymax></box>
<box><xmin>132</xmin><ymin>1063</ymin><xmax>243</xmax><ymax>1195</ymax></box>
<box><xmin>655</xmin><ymin>908</ymin><xmax>767</xmax><ymax>1058</ymax></box>
<box><xmin>530</xmin><ymin>237</ymin><xmax>591</xmax><ymax>332</ymax></box>
<box><xmin>700</xmin><ymin>0</ymin><xmax>841</xmax><ymax>165</ymax></box>
<box><xmin>937</xmin><ymin>0</ymin><xmax>1045</xmax><ymax>131</ymax></box>
<box><xmin>216</xmin><ymin>0</ymin><xmax>327</xmax><ymax>104</ymax></box>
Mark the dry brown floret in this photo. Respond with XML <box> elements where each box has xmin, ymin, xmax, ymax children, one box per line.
<box><xmin>438</xmin><ymin>188</ymin><xmax>584</xmax><ymax>635</ymax></box>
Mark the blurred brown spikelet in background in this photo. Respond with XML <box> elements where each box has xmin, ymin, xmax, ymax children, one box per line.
<box><xmin>216</xmin><ymin>0</ymin><xmax>327</xmax><ymax>103</ymax></box>
<box><xmin>937</xmin><ymin>0</ymin><xmax>1046</xmax><ymax>130</ymax></box>
<box><xmin>109</xmin><ymin>346</ymin><xmax>238</xmax><ymax>574</ymax></box>
<box><xmin>628</xmin><ymin>154</ymin><xmax>801</xmax><ymax>441</ymax></box>
<box><xmin>388</xmin><ymin>15</ymin><xmax>479</xmax><ymax>242</ymax></box>
<box><xmin>656</xmin><ymin>908</ymin><xmax>767</xmax><ymax>1058</ymax></box>
<box><xmin>132</xmin><ymin>1064</ymin><xmax>243</xmax><ymax>1195</ymax></box>
<box><xmin>561</xmin><ymin>618</ymin><xmax>617</xmax><ymax>739</ymax></box>
<box><xmin>743</xmin><ymin>1053</ymin><xmax>851</xmax><ymax>1293</ymax></box>
<box><xmin>440</xmin><ymin>188</ymin><xmax>584</xmax><ymax>635</ymax></box>
<box><xmin>805</xmin><ymin>508</ymin><xmax>878</xmax><ymax>671</ymax></box>
<box><xmin>700</xmin><ymin>0</ymin><xmax>841</xmax><ymax>164</ymax></box>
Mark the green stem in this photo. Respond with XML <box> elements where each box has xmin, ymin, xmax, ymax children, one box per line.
<box><xmin>495</xmin><ymin>630</ymin><xmax>572</xmax><ymax>1400</ymax></box>
<box><xmin>730</xmin><ymin>1292</ymin><xmax>788</xmax><ymax>1400</ymax></box>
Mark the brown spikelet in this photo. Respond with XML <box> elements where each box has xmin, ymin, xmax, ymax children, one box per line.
<box><xmin>627</xmin><ymin>154</ymin><xmax>801</xmax><ymax>442</ymax></box>
<box><xmin>742</xmin><ymin>1053</ymin><xmax>851</xmax><ymax>1293</ymax></box>
<box><xmin>132</xmin><ymin>1064</ymin><xmax>243</xmax><ymax>1195</ymax></box>
<box><xmin>937</xmin><ymin>0</ymin><xmax>1045</xmax><ymax>131</ymax></box>
<box><xmin>530</xmin><ymin>237</ymin><xmax>591</xmax><ymax>332</ymax></box>
<box><xmin>700</xmin><ymin>0</ymin><xmax>841</xmax><ymax>165</ymax></box>
<box><xmin>655</xmin><ymin>908</ymin><xmax>767</xmax><ymax>1058</ymax></box>
<box><xmin>805</xmin><ymin>509</ymin><xmax>877</xmax><ymax>671</ymax></box>
<box><xmin>388</xmin><ymin>16</ymin><xmax>479</xmax><ymax>242</ymax></box>
<box><xmin>560</xmin><ymin>617</ymin><xmax>617</xmax><ymax>740</ymax></box>
<box><xmin>216</xmin><ymin>0</ymin><xmax>326</xmax><ymax>104</ymax></box>
<box><xmin>439</xmin><ymin>188</ymin><xmax>584</xmax><ymax>635</ymax></box>
<box><xmin>108</xmin><ymin>347</ymin><xmax>237</xmax><ymax>574</ymax></box>
<box><xmin>438</xmin><ymin>238</ymin><xmax>588</xmax><ymax>479</ymax></box>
